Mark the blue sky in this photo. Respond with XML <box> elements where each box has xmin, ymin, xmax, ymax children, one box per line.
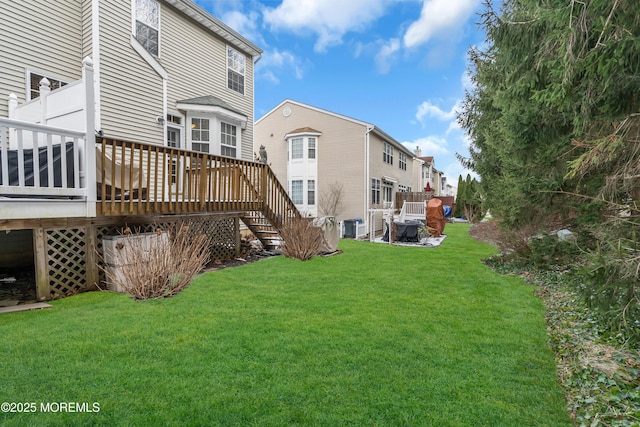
<box><xmin>194</xmin><ymin>0</ymin><xmax>490</xmax><ymax>185</ymax></box>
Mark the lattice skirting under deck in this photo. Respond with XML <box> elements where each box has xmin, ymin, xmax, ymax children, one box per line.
<box><xmin>45</xmin><ymin>228</ymin><xmax>88</xmax><ymax>297</ymax></box>
<box><xmin>37</xmin><ymin>215</ymin><xmax>239</xmax><ymax>299</ymax></box>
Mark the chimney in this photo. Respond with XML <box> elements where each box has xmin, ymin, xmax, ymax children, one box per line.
<box><xmin>414</xmin><ymin>146</ymin><xmax>421</xmax><ymax>157</ymax></box>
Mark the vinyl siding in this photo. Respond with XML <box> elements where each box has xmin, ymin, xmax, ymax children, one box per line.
<box><xmin>161</xmin><ymin>3</ymin><xmax>256</xmax><ymax>160</ymax></box>
<box><xmin>255</xmin><ymin>101</ymin><xmax>368</xmax><ymax>222</ymax></box>
<box><xmin>0</xmin><ymin>0</ymin><xmax>83</xmax><ymax>118</ymax></box>
<box><xmin>82</xmin><ymin>0</ymin><xmax>93</xmax><ymax>58</ymax></box>
<box><xmin>369</xmin><ymin>132</ymin><xmax>415</xmax><ymax>195</ymax></box>
<box><xmin>98</xmin><ymin>0</ymin><xmax>164</xmax><ymax>144</ymax></box>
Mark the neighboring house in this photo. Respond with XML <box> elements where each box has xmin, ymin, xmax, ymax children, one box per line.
<box><xmin>0</xmin><ymin>0</ymin><xmax>301</xmax><ymax>302</ymax></box>
<box><xmin>0</xmin><ymin>0</ymin><xmax>261</xmax><ymax>160</ymax></box>
<box><xmin>255</xmin><ymin>99</ymin><xmax>416</xmax><ymax>231</ymax></box>
<box><xmin>414</xmin><ymin>151</ymin><xmax>435</xmax><ymax>193</ymax></box>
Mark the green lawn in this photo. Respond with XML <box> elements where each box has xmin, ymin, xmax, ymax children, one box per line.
<box><xmin>0</xmin><ymin>223</ymin><xmax>570</xmax><ymax>426</ymax></box>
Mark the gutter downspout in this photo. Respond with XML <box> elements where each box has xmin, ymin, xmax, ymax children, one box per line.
<box><xmin>250</xmin><ymin>53</ymin><xmax>261</xmax><ymax>161</ymax></box>
<box><xmin>364</xmin><ymin>125</ymin><xmax>373</xmax><ymax>236</ymax></box>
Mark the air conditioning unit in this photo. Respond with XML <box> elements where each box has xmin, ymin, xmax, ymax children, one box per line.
<box><xmin>102</xmin><ymin>232</ymin><xmax>169</xmax><ymax>293</ymax></box>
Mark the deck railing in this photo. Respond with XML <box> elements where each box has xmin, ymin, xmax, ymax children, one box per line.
<box><xmin>97</xmin><ymin>137</ymin><xmax>300</xmax><ymax>226</ymax></box>
<box><xmin>0</xmin><ymin>117</ymin><xmax>87</xmax><ymax>198</ymax></box>
<box><xmin>398</xmin><ymin>201</ymin><xmax>426</xmax><ymax>222</ymax></box>
<box><xmin>0</xmin><ymin>119</ymin><xmax>300</xmax><ymax>226</ymax></box>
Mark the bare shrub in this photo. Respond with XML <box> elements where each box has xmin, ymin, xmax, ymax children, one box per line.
<box><xmin>100</xmin><ymin>223</ymin><xmax>211</xmax><ymax>300</ymax></box>
<box><xmin>279</xmin><ymin>217</ymin><xmax>325</xmax><ymax>261</ymax></box>
<box><xmin>318</xmin><ymin>181</ymin><xmax>345</xmax><ymax>217</ymax></box>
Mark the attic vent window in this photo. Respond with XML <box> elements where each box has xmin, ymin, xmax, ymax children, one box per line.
<box><xmin>227</xmin><ymin>46</ymin><xmax>245</xmax><ymax>95</ymax></box>
<box><xmin>135</xmin><ymin>0</ymin><xmax>159</xmax><ymax>56</ymax></box>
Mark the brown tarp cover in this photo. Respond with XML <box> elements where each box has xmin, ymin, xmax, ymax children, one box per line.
<box><xmin>426</xmin><ymin>198</ymin><xmax>446</xmax><ymax>237</ymax></box>
<box><xmin>96</xmin><ymin>146</ymin><xmax>147</xmax><ymax>199</ymax></box>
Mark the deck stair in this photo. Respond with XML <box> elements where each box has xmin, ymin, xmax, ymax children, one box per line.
<box><xmin>241</xmin><ymin>210</ymin><xmax>283</xmax><ymax>251</ymax></box>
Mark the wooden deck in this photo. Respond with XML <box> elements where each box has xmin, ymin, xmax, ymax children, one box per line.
<box><xmin>0</xmin><ymin>118</ymin><xmax>301</xmax><ymax>301</ymax></box>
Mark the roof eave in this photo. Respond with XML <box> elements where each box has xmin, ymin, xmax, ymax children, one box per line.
<box><xmin>165</xmin><ymin>0</ymin><xmax>263</xmax><ymax>57</ymax></box>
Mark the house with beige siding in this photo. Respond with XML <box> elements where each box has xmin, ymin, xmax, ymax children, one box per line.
<box><xmin>0</xmin><ymin>0</ymin><xmax>304</xmax><ymax>303</ymax></box>
<box><xmin>255</xmin><ymin>99</ymin><xmax>417</xmax><ymax>235</ymax></box>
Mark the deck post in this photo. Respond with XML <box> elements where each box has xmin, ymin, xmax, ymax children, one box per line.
<box><xmin>8</xmin><ymin>93</ymin><xmax>18</xmax><ymax>119</ymax></box>
<box><xmin>7</xmin><ymin>94</ymin><xmax>17</xmax><ymax>145</ymax></box>
<box><xmin>38</xmin><ymin>78</ymin><xmax>51</xmax><ymax>124</ymax></box>
<box><xmin>261</xmin><ymin>164</ymin><xmax>268</xmax><ymax>209</ymax></box>
<box><xmin>85</xmin><ymin>224</ymin><xmax>99</xmax><ymax>290</ymax></box>
<box><xmin>33</xmin><ymin>227</ymin><xmax>50</xmax><ymax>301</ymax></box>
<box><xmin>234</xmin><ymin>216</ymin><xmax>241</xmax><ymax>257</ymax></box>
<box><xmin>82</xmin><ymin>57</ymin><xmax>97</xmax><ymax>217</ymax></box>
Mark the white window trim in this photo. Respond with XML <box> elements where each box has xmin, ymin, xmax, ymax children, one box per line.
<box><xmin>220</xmin><ymin>121</ymin><xmax>239</xmax><ymax>158</ymax></box>
<box><xmin>132</xmin><ymin>0</ymin><xmax>161</xmax><ymax>57</ymax></box>
<box><xmin>399</xmin><ymin>152</ymin><xmax>407</xmax><ymax>170</ymax></box>
<box><xmin>383</xmin><ymin>142</ymin><xmax>394</xmax><ymax>165</ymax></box>
<box><xmin>307</xmin><ymin>179</ymin><xmax>316</xmax><ymax>206</ymax></box>
<box><xmin>227</xmin><ymin>45</ymin><xmax>246</xmax><ymax>95</ymax></box>
<box><xmin>285</xmin><ymin>132</ymin><xmax>321</xmax><ymax>161</ymax></box>
<box><xmin>371</xmin><ymin>178</ymin><xmax>381</xmax><ymax>205</ymax></box>
<box><xmin>189</xmin><ymin>116</ymin><xmax>211</xmax><ymax>153</ymax></box>
<box><xmin>290</xmin><ymin>137</ymin><xmax>304</xmax><ymax>160</ymax></box>
<box><xmin>183</xmin><ymin>113</ymin><xmax>243</xmax><ymax>159</ymax></box>
<box><xmin>291</xmin><ymin>179</ymin><xmax>303</xmax><ymax>205</ymax></box>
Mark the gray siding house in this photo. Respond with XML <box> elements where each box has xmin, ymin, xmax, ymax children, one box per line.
<box><xmin>0</xmin><ymin>1</ymin><xmax>305</xmax><ymax>303</ymax></box>
<box><xmin>0</xmin><ymin>0</ymin><xmax>262</xmax><ymax>160</ymax></box>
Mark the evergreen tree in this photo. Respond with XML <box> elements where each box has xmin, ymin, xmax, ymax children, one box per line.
<box><xmin>454</xmin><ymin>175</ymin><xmax>465</xmax><ymax>218</ymax></box>
<box><xmin>459</xmin><ymin>0</ymin><xmax>640</xmax><ymax>340</ymax></box>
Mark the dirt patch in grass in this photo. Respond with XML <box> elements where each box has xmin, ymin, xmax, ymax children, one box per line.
<box><xmin>204</xmin><ymin>241</ymin><xmax>279</xmax><ymax>271</ymax></box>
<box><xmin>468</xmin><ymin>221</ymin><xmax>499</xmax><ymax>245</ymax></box>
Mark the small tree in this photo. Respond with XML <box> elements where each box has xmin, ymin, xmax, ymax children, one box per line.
<box><xmin>318</xmin><ymin>181</ymin><xmax>345</xmax><ymax>217</ymax></box>
<box><xmin>462</xmin><ymin>175</ymin><xmax>485</xmax><ymax>223</ymax></box>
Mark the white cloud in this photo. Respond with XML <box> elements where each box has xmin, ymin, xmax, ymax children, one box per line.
<box><xmin>374</xmin><ymin>38</ymin><xmax>400</xmax><ymax>74</ymax></box>
<box><xmin>416</xmin><ymin>100</ymin><xmax>459</xmax><ymax>123</ymax></box>
<box><xmin>403</xmin><ymin>0</ymin><xmax>479</xmax><ymax>48</ymax></box>
<box><xmin>221</xmin><ymin>10</ymin><xmax>260</xmax><ymax>41</ymax></box>
<box><xmin>260</xmin><ymin>70</ymin><xmax>280</xmax><ymax>85</ymax></box>
<box><xmin>402</xmin><ymin>136</ymin><xmax>449</xmax><ymax>156</ymax></box>
<box><xmin>262</xmin><ymin>0</ymin><xmax>390</xmax><ymax>52</ymax></box>
<box><xmin>446</xmin><ymin>120</ymin><xmax>461</xmax><ymax>135</ymax></box>
<box><xmin>256</xmin><ymin>49</ymin><xmax>304</xmax><ymax>84</ymax></box>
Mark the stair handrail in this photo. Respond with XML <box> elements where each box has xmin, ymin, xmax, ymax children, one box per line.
<box><xmin>260</xmin><ymin>164</ymin><xmax>301</xmax><ymax>230</ymax></box>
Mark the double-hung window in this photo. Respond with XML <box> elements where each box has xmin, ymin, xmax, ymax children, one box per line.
<box><xmin>220</xmin><ymin>122</ymin><xmax>237</xmax><ymax>157</ymax></box>
<box><xmin>291</xmin><ymin>138</ymin><xmax>303</xmax><ymax>160</ymax></box>
<box><xmin>227</xmin><ymin>46</ymin><xmax>245</xmax><ymax>94</ymax></box>
<box><xmin>371</xmin><ymin>178</ymin><xmax>381</xmax><ymax>205</ymax></box>
<box><xmin>307</xmin><ymin>180</ymin><xmax>315</xmax><ymax>205</ymax></box>
<box><xmin>191</xmin><ymin>118</ymin><xmax>210</xmax><ymax>153</ymax></box>
<box><xmin>135</xmin><ymin>0</ymin><xmax>159</xmax><ymax>56</ymax></box>
<box><xmin>383</xmin><ymin>142</ymin><xmax>393</xmax><ymax>165</ymax></box>
<box><xmin>308</xmin><ymin>138</ymin><xmax>316</xmax><ymax>159</ymax></box>
<box><xmin>399</xmin><ymin>152</ymin><xmax>407</xmax><ymax>170</ymax></box>
<box><xmin>291</xmin><ymin>180</ymin><xmax>303</xmax><ymax>204</ymax></box>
